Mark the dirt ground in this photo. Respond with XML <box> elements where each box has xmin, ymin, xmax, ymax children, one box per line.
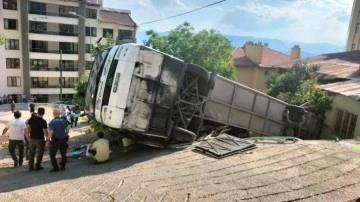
<box><xmin>0</xmin><ymin>104</ymin><xmax>360</xmax><ymax>201</ymax></box>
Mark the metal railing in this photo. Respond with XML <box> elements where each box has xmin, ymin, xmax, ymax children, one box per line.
<box><xmin>31</xmin><ymin>84</ymin><xmax>74</xmax><ymax>88</ymax></box>
<box><xmin>30</xmin><ymin>67</ymin><xmax>79</xmax><ymax>72</ymax></box>
<box><xmin>30</xmin><ymin>30</ymin><xmax>78</xmax><ymax>36</ymax></box>
<box><xmin>30</xmin><ymin>48</ymin><xmax>78</xmax><ymax>54</ymax></box>
<box><xmin>29</xmin><ymin>10</ymin><xmax>77</xmax><ymax>18</ymax></box>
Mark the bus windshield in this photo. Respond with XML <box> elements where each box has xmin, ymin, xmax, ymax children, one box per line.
<box><xmin>84</xmin><ymin>48</ymin><xmax>111</xmax><ymax>117</ymax></box>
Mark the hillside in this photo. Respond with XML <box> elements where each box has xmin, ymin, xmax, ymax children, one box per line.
<box><xmin>136</xmin><ymin>31</ymin><xmax>344</xmax><ymax>57</ymax></box>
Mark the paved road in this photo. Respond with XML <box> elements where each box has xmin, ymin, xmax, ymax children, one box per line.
<box><xmin>0</xmin><ymin>104</ymin><xmax>360</xmax><ymax>201</ymax></box>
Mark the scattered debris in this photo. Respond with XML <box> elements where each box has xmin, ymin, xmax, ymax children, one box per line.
<box><xmin>195</xmin><ymin>133</ymin><xmax>256</xmax><ymax>158</ymax></box>
<box><xmin>245</xmin><ymin>136</ymin><xmax>300</xmax><ymax>144</ymax></box>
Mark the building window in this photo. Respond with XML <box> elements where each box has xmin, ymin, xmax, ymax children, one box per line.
<box><xmin>351</xmin><ymin>44</ymin><xmax>356</xmax><ymax>51</ymax></box>
<box><xmin>356</xmin><ymin>23</ymin><xmax>360</xmax><ymax>33</ymax></box>
<box><xmin>103</xmin><ymin>29</ymin><xmax>113</xmax><ymax>38</ymax></box>
<box><xmin>59</xmin><ymin>42</ymin><xmax>77</xmax><ymax>54</ymax></box>
<box><xmin>30</xmin><ymin>59</ymin><xmax>48</xmax><ymax>70</ymax></box>
<box><xmin>86</xmin><ymin>8</ymin><xmax>97</xmax><ymax>19</ymax></box>
<box><xmin>59</xmin><ymin>6</ymin><xmax>77</xmax><ymax>17</ymax></box>
<box><xmin>63</xmin><ymin>77</ymin><xmax>78</xmax><ymax>88</ymax></box>
<box><xmin>118</xmin><ymin>29</ymin><xmax>133</xmax><ymax>40</ymax></box>
<box><xmin>86</xmin><ymin>27</ymin><xmax>96</xmax><ymax>37</ymax></box>
<box><xmin>59</xmin><ymin>24</ymin><xmax>75</xmax><ymax>36</ymax></box>
<box><xmin>3</xmin><ymin>0</ymin><xmax>17</xmax><ymax>10</ymax></box>
<box><xmin>31</xmin><ymin>77</ymin><xmax>48</xmax><ymax>88</ymax></box>
<box><xmin>4</xmin><ymin>19</ymin><xmax>18</xmax><ymax>30</ymax></box>
<box><xmin>61</xmin><ymin>60</ymin><xmax>75</xmax><ymax>70</ymax></box>
<box><xmin>7</xmin><ymin>76</ymin><xmax>21</xmax><ymax>87</ymax></box>
<box><xmin>85</xmin><ymin>44</ymin><xmax>93</xmax><ymax>53</ymax></box>
<box><xmin>29</xmin><ymin>21</ymin><xmax>47</xmax><ymax>33</ymax></box>
<box><xmin>29</xmin><ymin>2</ymin><xmax>46</xmax><ymax>15</ymax></box>
<box><xmin>5</xmin><ymin>39</ymin><xmax>19</xmax><ymax>50</ymax></box>
<box><xmin>6</xmin><ymin>58</ymin><xmax>20</xmax><ymax>69</ymax></box>
<box><xmin>333</xmin><ymin>109</ymin><xmax>358</xmax><ymax>139</ymax></box>
<box><xmin>31</xmin><ymin>40</ymin><xmax>48</xmax><ymax>52</ymax></box>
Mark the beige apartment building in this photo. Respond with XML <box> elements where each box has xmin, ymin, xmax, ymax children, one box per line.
<box><xmin>346</xmin><ymin>0</ymin><xmax>360</xmax><ymax>51</ymax></box>
<box><xmin>0</xmin><ymin>0</ymin><xmax>136</xmax><ymax>103</ymax></box>
<box><xmin>232</xmin><ymin>42</ymin><xmax>300</xmax><ymax>92</ymax></box>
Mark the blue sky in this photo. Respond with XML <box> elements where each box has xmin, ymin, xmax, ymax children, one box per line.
<box><xmin>103</xmin><ymin>0</ymin><xmax>353</xmax><ymax>46</ymax></box>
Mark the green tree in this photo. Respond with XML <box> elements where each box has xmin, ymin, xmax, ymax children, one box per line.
<box><xmin>90</xmin><ymin>34</ymin><xmax>115</xmax><ymax>57</ymax></box>
<box><xmin>144</xmin><ymin>22</ymin><xmax>236</xmax><ymax>80</ymax></box>
<box><xmin>266</xmin><ymin>61</ymin><xmax>332</xmax><ymax>121</ymax></box>
<box><xmin>72</xmin><ymin>72</ymin><xmax>89</xmax><ymax>107</ymax></box>
<box><xmin>0</xmin><ymin>33</ymin><xmax>6</xmax><ymax>45</ymax></box>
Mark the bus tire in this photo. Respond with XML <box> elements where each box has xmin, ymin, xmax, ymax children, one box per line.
<box><xmin>288</xmin><ymin>113</ymin><xmax>304</xmax><ymax>123</ymax></box>
<box><xmin>186</xmin><ymin>64</ymin><xmax>210</xmax><ymax>82</ymax></box>
<box><xmin>286</xmin><ymin>105</ymin><xmax>305</xmax><ymax>115</ymax></box>
<box><xmin>172</xmin><ymin>126</ymin><xmax>196</xmax><ymax>143</ymax></box>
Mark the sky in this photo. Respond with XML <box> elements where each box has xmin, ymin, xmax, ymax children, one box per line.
<box><xmin>103</xmin><ymin>0</ymin><xmax>354</xmax><ymax>47</ymax></box>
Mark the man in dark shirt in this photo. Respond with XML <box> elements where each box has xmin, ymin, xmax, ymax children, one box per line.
<box><xmin>47</xmin><ymin>108</ymin><xmax>70</xmax><ymax>172</ymax></box>
<box><xmin>29</xmin><ymin>102</ymin><xmax>35</xmax><ymax>114</ymax></box>
<box><xmin>26</xmin><ymin>107</ymin><xmax>48</xmax><ymax>171</ymax></box>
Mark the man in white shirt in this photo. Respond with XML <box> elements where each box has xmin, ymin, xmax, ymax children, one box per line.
<box><xmin>2</xmin><ymin>111</ymin><xmax>27</xmax><ymax>167</ymax></box>
<box><xmin>88</xmin><ymin>132</ymin><xmax>109</xmax><ymax>164</ymax></box>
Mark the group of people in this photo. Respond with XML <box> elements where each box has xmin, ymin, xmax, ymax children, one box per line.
<box><xmin>60</xmin><ymin>104</ymin><xmax>80</xmax><ymax>128</ymax></box>
<box><xmin>1</xmin><ymin>105</ymin><xmax>110</xmax><ymax>172</ymax></box>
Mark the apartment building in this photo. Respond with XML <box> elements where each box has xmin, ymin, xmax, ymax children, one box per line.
<box><xmin>232</xmin><ymin>42</ymin><xmax>300</xmax><ymax>92</ymax></box>
<box><xmin>0</xmin><ymin>0</ymin><xmax>136</xmax><ymax>103</ymax></box>
<box><xmin>346</xmin><ymin>0</ymin><xmax>360</xmax><ymax>51</ymax></box>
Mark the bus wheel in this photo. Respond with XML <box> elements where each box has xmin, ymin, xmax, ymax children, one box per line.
<box><xmin>172</xmin><ymin>126</ymin><xmax>196</xmax><ymax>143</ymax></box>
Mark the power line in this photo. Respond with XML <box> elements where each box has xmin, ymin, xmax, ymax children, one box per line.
<box><xmin>138</xmin><ymin>0</ymin><xmax>227</xmax><ymax>25</ymax></box>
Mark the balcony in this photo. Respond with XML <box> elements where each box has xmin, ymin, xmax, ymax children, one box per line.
<box><xmin>29</xmin><ymin>10</ymin><xmax>76</xmax><ymax>18</ymax></box>
<box><xmin>30</xmin><ymin>66</ymin><xmax>79</xmax><ymax>72</ymax></box>
<box><xmin>30</xmin><ymin>49</ymin><xmax>78</xmax><ymax>54</ymax></box>
<box><xmin>31</xmin><ymin>84</ymin><xmax>74</xmax><ymax>88</ymax></box>
<box><xmin>30</xmin><ymin>30</ymin><xmax>78</xmax><ymax>37</ymax></box>
<box><xmin>30</xmin><ymin>86</ymin><xmax>75</xmax><ymax>95</ymax></box>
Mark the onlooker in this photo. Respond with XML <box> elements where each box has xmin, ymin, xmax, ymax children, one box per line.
<box><xmin>47</xmin><ymin>108</ymin><xmax>70</xmax><ymax>172</ymax></box>
<box><xmin>60</xmin><ymin>106</ymin><xmax>71</xmax><ymax>125</ymax></box>
<box><xmin>29</xmin><ymin>101</ymin><xmax>35</xmax><ymax>114</ymax></box>
<box><xmin>60</xmin><ymin>106</ymin><xmax>68</xmax><ymax>119</ymax></box>
<box><xmin>26</xmin><ymin>108</ymin><xmax>48</xmax><ymax>171</ymax></box>
<box><xmin>88</xmin><ymin>132</ymin><xmax>110</xmax><ymax>164</ymax></box>
<box><xmin>1</xmin><ymin>111</ymin><xmax>26</xmax><ymax>167</ymax></box>
<box><xmin>10</xmin><ymin>100</ymin><xmax>16</xmax><ymax>113</ymax></box>
<box><xmin>24</xmin><ymin>113</ymin><xmax>37</xmax><ymax>161</ymax></box>
<box><xmin>70</xmin><ymin>104</ymin><xmax>80</xmax><ymax>127</ymax></box>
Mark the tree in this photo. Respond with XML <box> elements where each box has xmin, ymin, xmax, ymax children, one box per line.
<box><xmin>0</xmin><ymin>33</ymin><xmax>6</xmax><ymax>45</ymax></box>
<box><xmin>144</xmin><ymin>22</ymin><xmax>236</xmax><ymax>80</ymax></box>
<box><xmin>72</xmin><ymin>72</ymin><xmax>89</xmax><ymax>107</ymax></box>
<box><xmin>266</xmin><ymin>61</ymin><xmax>332</xmax><ymax>123</ymax></box>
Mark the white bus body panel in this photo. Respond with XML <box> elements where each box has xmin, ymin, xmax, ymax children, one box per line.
<box><xmin>94</xmin><ymin>46</ymin><xmax>119</xmax><ymax>122</ymax></box>
<box><xmin>101</xmin><ymin>44</ymin><xmax>141</xmax><ymax>128</ymax></box>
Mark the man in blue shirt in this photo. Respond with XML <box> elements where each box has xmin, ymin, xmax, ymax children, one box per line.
<box><xmin>47</xmin><ymin>108</ymin><xmax>70</xmax><ymax>172</ymax></box>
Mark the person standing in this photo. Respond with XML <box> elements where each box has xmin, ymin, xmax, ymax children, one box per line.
<box><xmin>10</xmin><ymin>100</ymin><xmax>16</xmax><ymax>113</ymax></box>
<box><xmin>29</xmin><ymin>101</ymin><xmax>35</xmax><ymax>114</ymax></box>
<box><xmin>47</xmin><ymin>108</ymin><xmax>70</xmax><ymax>172</ymax></box>
<box><xmin>1</xmin><ymin>111</ymin><xmax>26</xmax><ymax>167</ymax></box>
<box><xmin>26</xmin><ymin>108</ymin><xmax>48</xmax><ymax>171</ymax></box>
<box><xmin>24</xmin><ymin>113</ymin><xmax>37</xmax><ymax>161</ymax></box>
<box><xmin>70</xmin><ymin>104</ymin><xmax>80</xmax><ymax>127</ymax></box>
